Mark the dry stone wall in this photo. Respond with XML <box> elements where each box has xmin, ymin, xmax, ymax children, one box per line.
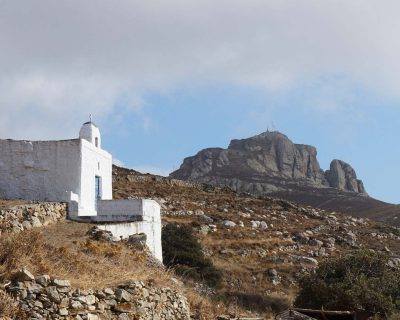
<box><xmin>5</xmin><ymin>268</ymin><xmax>190</xmax><ymax>320</ymax></box>
<box><xmin>0</xmin><ymin>202</ymin><xmax>67</xmax><ymax>234</ymax></box>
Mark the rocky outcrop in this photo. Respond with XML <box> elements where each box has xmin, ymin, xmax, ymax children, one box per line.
<box><xmin>170</xmin><ymin>131</ymin><xmax>367</xmax><ymax>196</ymax></box>
<box><xmin>325</xmin><ymin>159</ymin><xmax>366</xmax><ymax>194</ymax></box>
<box><xmin>0</xmin><ymin>202</ymin><xmax>67</xmax><ymax>234</ymax></box>
<box><xmin>5</xmin><ymin>268</ymin><xmax>190</xmax><ymax>320</ymax></box>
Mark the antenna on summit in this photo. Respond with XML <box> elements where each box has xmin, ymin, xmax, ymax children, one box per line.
<box><xmin>267</xmin><ymin>121</ymin><xmax>276</xmax><ymax>132</ymax></box>
<box><xmin>89</xmin><ymin>114</ymin><xmax>92</xmax><ymax>122</ymax></box>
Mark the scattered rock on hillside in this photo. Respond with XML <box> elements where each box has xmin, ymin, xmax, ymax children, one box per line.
<box><xmin>127</xmin><ymin>233</ymin><xmax>147</xmax><ymax>249</ymax></box>
<box><xmin>112</xmin><ymin>165</ymin><xmax>400</xmax><ymax>310</ymax></box>
<box><xmin>222</xmin><ymin>220</ymin><xmax>236</xmax><ymax>228</ymax></box>
<box><xmin>88</xmin><ymin>226</ymin><xmax>114</xmax><ymax>241</ymax></box>
<box><xmin>198</xmin><ymin>214</ymin><xmax>214</xmax><ymax>224</ymax></box>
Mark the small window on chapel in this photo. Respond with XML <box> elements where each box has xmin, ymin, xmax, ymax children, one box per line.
<box><xmin>95</xmin><ymin>137</ymin><xmax>99</xmax><ymax>147</ymax></box>
<box><xmin>98</xmin><ymin>162</ymin><xmax>100</xmax><ymax>170</ymax></box>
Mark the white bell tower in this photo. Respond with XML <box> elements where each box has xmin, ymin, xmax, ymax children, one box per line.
<box><xmin>79</xmin><ymin>120</ymin><xmax>101</xmax><ymax>148</ymax></box>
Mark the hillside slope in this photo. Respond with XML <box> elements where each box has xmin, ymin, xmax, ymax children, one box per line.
<box><xmin>0</xmin><ymin>201</ymin><xmax>223</xmax><ymax>319</ymax></box>
<box><xmin>113</xmin><ymin>166</ymin><xmax>400</xmax><ymax>315</ymax></box>
<box><xmin>1</xmin><ymin>166</ymin><xmax>399</xmax><ymax>319</ymax></box>
<box><xmin>270</xmin><ymin>187</ymin><xmax>400</xmax><ymax>226</ymax></box>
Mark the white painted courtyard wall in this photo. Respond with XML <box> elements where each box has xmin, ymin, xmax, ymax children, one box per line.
<box><xmin>0</xmin><ymin>139</ymin><xmax>81</xmax><ymax>203</ymax></box>
<box><xmin>98</xmin><ymin>219</ymin><xmax>163</xmax><ymax>262</ymax></box>
<box><xmin>95</xmin><ymin>199</ymin><xmax>163</xmax><ymax>262</ymax></box>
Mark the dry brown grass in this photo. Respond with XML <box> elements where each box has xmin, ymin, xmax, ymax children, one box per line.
<box><xmin>0</xmin><ymin>220</ymin><xmax>228</xmax><ymax>319</ymax></box>
<box><xmin>184</xmin><ymin>289</ymin><xmax>230</xmax><ymax>320</ymax></box>
<box><xmin>0</xmin><ymin>290</ymin><xmax>27</xmax><ymax>319</ymax></box>
<box><xmin>0</xmin><ymin>220</ymin><xmax>175</xmax><ymax>289</ymax></box>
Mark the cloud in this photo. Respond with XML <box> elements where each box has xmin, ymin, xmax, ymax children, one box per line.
<box><xmin>1</xmin><ymin>0</ymin><xmax>400</xmax><ymax>138</ymax></box>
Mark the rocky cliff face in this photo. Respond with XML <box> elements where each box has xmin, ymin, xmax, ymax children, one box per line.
<box><xmin>170</xmin><ymin>131</ymin><xmax>367</xmax><ymax>196</ymax></box>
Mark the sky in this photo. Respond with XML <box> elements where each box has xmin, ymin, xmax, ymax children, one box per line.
<box><xmin>0</xmin><ymin>0</ymin><xmax>399</xmax><ymax>203</ymax></box>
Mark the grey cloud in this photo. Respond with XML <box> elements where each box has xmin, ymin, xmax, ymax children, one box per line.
<box><xmin>1</xmin><ymin>0</ymin><xmax>400</xmax><ymax>138</ymax></box>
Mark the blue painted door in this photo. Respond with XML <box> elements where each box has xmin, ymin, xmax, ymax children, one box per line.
<box><xmin>95</xmin><ymin>176</ymin><xmax>101</xmax><ymax>200</ymax></box>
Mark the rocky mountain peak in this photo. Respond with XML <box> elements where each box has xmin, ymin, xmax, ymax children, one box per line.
<box><xmin>228</xmin><ymin>131</ymin><xmax>290</xmax><ymax>149</ymax></box>
<box><xmin>170</xmin><ymin>130</ymin><xmax>367</xmax><ymax>196</ymax></box>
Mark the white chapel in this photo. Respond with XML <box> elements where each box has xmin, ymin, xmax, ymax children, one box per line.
<box><xmin>0</xmin><ymin>122</ymin><xmax>162</xmax><ymax>261</ymax></box>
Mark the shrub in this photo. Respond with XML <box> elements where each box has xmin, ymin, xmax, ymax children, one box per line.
<box><xmin>162</xmin><ymin>223</ymin><xmax>222</xmax><ymax>287</ymax></box>
<box><xmin>295</xmin><ymin>250</ymin><xmax>400</xmax><ymax>318</ymax></box>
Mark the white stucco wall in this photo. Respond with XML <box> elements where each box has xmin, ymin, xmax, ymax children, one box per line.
<box><xmin>94</xmin><ymin>199</ymin><xmax>162</xmax><ymax>262</ymax></box>
<box><xmin>78</xmin><ymin>139</ymin><xmax>112</xmax><ymax>216</ymax></box>
<box><xmin>0</xmin><ymin>137</ymin><xmax>113</xmax><ymax>218</ymax></box>
<box><xmin>79</xmin><ymin>122</ymin><xmax>101</xmax><ymax>148</ymax></box>
<box><xmin>0</xmin><ymin>139</ymin><xmax>81</xmax><ymax>203</ymax></box>
<box><xmin>98</xmin><ymin>220</ymin><xmax>163</xmax><ymax>262</ymax></box>
<box><xmin>142</xmin><ymin>199</ymin><xmax>162</xmax><ymax>223</ymax></box>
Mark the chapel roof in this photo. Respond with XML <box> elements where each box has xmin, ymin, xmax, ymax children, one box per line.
<box><xmin>82</xmin><ymin>121</ymin><xmax>98</xmax><ymax>128</ymax></box>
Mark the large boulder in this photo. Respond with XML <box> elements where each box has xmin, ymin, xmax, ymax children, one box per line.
<box><xmin>127</xmin><ymin>233</ymin><xmax>147</xmax><ymax>249</ymax></box>
<box><xmin>325</xmin><ymin>160</ymin><xmax>366</xmax><ymax>194</ymax></box>
<box><xmin>12</xmin><ymin>267</ymin><xmax>35</xmax><ymax>282</ymax></box>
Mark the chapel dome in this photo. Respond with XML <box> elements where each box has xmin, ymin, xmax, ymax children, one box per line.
<box><xmin>79</xmin><ymin>121</ymin><xmax>101</xmax><ymax>148</ymax></box>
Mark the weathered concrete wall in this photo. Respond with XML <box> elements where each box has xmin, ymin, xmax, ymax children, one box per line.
<box><xmin>0</xmin><ymin>139</ymin><xmax>81</xmax><ymax>203</ymax></box>
<box><xmin>96</xmin><ymin>199</ymin><xmax>143</xmax><ymax>221</ymax></box>
<box><xmin>6</xmin><ymin>268</ymin><xmax>190</xmax><ymax>320</ymax></box>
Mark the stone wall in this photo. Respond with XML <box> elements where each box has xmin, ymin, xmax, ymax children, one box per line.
<box><xmin>0</xmin><ymin>202</ymin><xmax>67</xmax><ymax>234</ymax></box>
<box><xmin>5</xmin><ymin>268</ymin><xmax>190</xmax><ymax>320</ymax></box>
